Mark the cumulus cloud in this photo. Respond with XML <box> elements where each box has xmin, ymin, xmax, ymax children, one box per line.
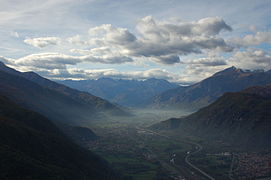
<box><xmin>181</xmin><ymin>56</ymin><xmax>227</xmax><ymax>66</ymax></box>
<box><xmin>24</xmin><ymin>37</ymin><xmax>61</xmax><ymax>48</ymax></box>
<box><xmin>88</xmin><ymin>24</ymin><xmax>137</xmax><ymax>45</ymax></box>
<box><xmin>84</xmin><ymin>16</ymin><xmax>232</xmax><ymax>64</ymax></box>
<box><xmin>3</xmin><ymin>48</ymin><xmax>270</xmax><ymax>84</ymax></box>
<box><xmin>71</xmin><ymin>47</ymin><xmax>114</xmax><ymax>56</ymax></box>
<box><xmin>67</xmin><ymin>35</ymin><xmax>87</xmax><ymax>45</ymax></box>
<box><xmin>1</xmin><ymin>52</ymin><xmax>183</xmax><ymax>81</ymax></box>
<box><xmin>229</xmin><ymin>49</ymin><xmax>271</xmax><ymax>70</ymax></box>
<box><xmin>18</xmin><ymin>16</ymin><xmax>232</xmax><ymax>66</ymax></box>
<box><xmin>230</xmin><ymin>31</ymin><xmax>271</xmax><ymax>47</ymax></box>
<box><xmin>2</xmin><ymin>16</ymin><xmax>248</xmax><ymax>83</ymax></box>
<box><xmin>153</xmin><ymin>55</ymin><xmax>181</xmax><ymax>64</ymax></box>
<box><xmin>2</xmin><ymin>53</ymin><xmax>80</xmax><ymax>71</ymax></box>
<box><xmin>2</xmin><ymin>52</ymin><xmax>133</xmax><ymax>72</ymax></box>
<box><xmin>136</xmin><ymin>16</ymin><xmax>232</xmax><ymax>38</ymax></box>
<box><xmin>176</xmin><ymin>49</ymin><xmax>271</xmax><ymax>83</ymax></box>
<box><xmin>70</xmin><ymin>49</ymin><xmax>91</xmax><ymax>55</ymax></box>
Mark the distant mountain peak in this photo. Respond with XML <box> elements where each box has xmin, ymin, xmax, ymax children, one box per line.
<box><xmin>0</xmin><ymin>61</ymin><xmax>5</xmax><ymax>66</ymax></box>
<box><xmin>213</xmin><ymin>66</ymin><xmax>268</xmax><ymax>77</ymax></box>
<box><xmin>212</xmin><ymin>66</ymin><xmax>244</xmax><ymax>76</ymax></box>
<box><xmin>97</xmin><ymin>77</ymin><xmax>116</xmax><ymax>82</ymax></box>
<box><xmin>22</xmin><ymin>71</ymin><xmax>43</xmax><ymax>79</ymax></box>
<box><xmin>150</xmin><ymin>66</ymin><xmax>271</xmax><ymax>111</ymax></box>
<box><xmin>0</xmin><ymin>61</ymin><xmax>21</xmax><ymax>75</ymax></box>
<box><xmin>0</xmin><ymin>61</ymin><xmax>9</xmax><ymax>69</ymax></box>
<box><xmin>23</xmin><ymin>71</ymin><xmax>37</xmax><ymax>75</ymax></box>
<box><xmin>145</xmin><ymin>78</ymin><xmax>165</xmax><ymax>82</ymax></box>
<box><xmin>59</xmin><ymin>77</ymin><xmax>179</xmax><ymax>107</ymax></box>
<box><xmin>229</xmin><ymin>66</ymin><xmax>237</xmax><ymax>70</ymax></box>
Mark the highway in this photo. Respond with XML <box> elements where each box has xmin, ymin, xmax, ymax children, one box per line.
<box><xmin>228</xmin><ymin>153</ymin><xmax>235</xmax><ymax>180</ymax></box>
<box><xmin>184</xmin><ymin>142</ymin><xmax>215</xmax><ymax>180</ymax></box>
<box><xmin>137</xmin><ymin>127</ymin><xmax>216</xmax><ymax>180</ymax></box>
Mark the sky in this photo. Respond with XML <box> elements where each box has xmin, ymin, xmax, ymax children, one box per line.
<box><xmin>0</xmin><ymin>0</ymin><xmax>271</xmax><ymax>83</ymax></box>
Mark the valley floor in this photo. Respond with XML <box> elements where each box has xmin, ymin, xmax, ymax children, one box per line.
<box><xmin>80</xmin><ymin>109</ymin><xmax>271</xmax><ymax>180</ymax></box>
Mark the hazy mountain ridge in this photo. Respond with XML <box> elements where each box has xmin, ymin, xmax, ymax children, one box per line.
<box><xmin>0</xmin><ymin>95</ymin><xmax>120</xmax><ymax>180</ymax></box>
<box><xmin>0</xmin><ymin>62</ymin><xmax>127</xmax><ymax>124</ymax></box>
<box><xmin>59</xmin><ymin>77</ymin><xmax>179</xmax><ymax>107</ymax></box>
<box><xmin>152</xmin><ymin>84</ymin><xmax>271</xmax><ymax>148</ymax></box>
<box><xmin>150</xmin><ymin>66</ymin><xmax>271</xmax><ymax>111</ymax></box>
<box><xmin>23</xmin><ymin>72</ymin><xmax>121</xmax><ymax>112</ymax></box>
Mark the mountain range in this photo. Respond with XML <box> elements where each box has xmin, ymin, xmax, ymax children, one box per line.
<box><xmin>1</xmin><ymin>60</ymin><xmax>271</xmax><ymax>178</ymax></box>
<box><xmin>0</xmin><ymin>62</ymin><xmax>127</xmax><ymax>125</ymax></box>
<box><xmin>149</xmin><ymin>66</ymin><xmax>271</xmax><ymax>111</ymax></box>
<box><xmin>58</xmin><ymin>78</ymin><xmax>179</xmax><ymax>107</ymax></box>
<box><xmin>152</xmin><ymin>84</ymin><xmax>271</xmax><ymax>148</ymax></box>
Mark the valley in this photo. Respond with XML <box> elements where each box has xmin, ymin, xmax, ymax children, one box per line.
<box><xmin>2</xmin><ymin>1</ymin><xmax>271</xmax><ymax>179</ymax></box>
<box><xmin>78</xmin><ymin>109</ymin><xmax>271</xmax><ymax>180</ymax></box>
<box><xmin>0</xmin><ymin>63</ymin><xmax>271</xmax><ymax>179</ymax></box>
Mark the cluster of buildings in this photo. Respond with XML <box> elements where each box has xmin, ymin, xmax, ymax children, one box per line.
<box><xmin>233</xmin><ymin>152</ymin><xmax>271</xmax><ymax>179</ymax></box>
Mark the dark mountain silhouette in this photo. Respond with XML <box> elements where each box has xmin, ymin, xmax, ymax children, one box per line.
<box><xmin>152</xmin><ymin>85</ymin><xmax>271</xmax><ymax>148</ymax></box>
<box><xmin>0</xmin><ymin>62</ymin><xmax>127</xmax><ymax>125</ymax></box>
<box><xmin>59</xmin><ymin>77</ymin><xmax>178</xmax><ymax>107</ymax></box>
<box><xmin>62</xmin><ymin>125</ymin><xmax>99</xmax><ymax>146</ymax></box>
<box><xmin>150</xmin><ymin>66</ymin><xmax>271</xmax><ymax>111</ymax></box>
<box><xmin>0</xmin><ymin>95</ymin><xmax>121</xmax><ymax>180</ymax></box>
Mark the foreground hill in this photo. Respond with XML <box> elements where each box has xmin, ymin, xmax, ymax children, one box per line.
<box><xmin>59</xmin><ymin>78</ymin><xmax>178</xmax><ymax>107</ymax></box>
<box><xmin>152</xmin><ymin>85</ymin><xmax>271</xmax><ymax>148</ymax></box>
<box><xmin>0</xmin><ymin>96</ymin><xmax>120</xmax><ymax>180</ymax></box>
<box><xmin>0</xmin><ymin>62</ymin><xmax>127</xmax><ymax>125</ymax></box>
<box><xmin>150</xmin><ymin>67</ymin><xmax>271</xmax><ymax>111</ymax></box>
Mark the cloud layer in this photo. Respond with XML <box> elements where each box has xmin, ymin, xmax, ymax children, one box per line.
<box><xmin>61</xmin><ymin>68</ymin><xmax>180</xmax><ymax>81</ymax></box>
<box><xmin>1</xmin><ymin>13</ymin><xmax>271</xmax><ymax>83</ymax></box>
<box><xmin>24</xmin><ymin>37</ymin><xmax>61</xmax><ymax>48</ymax></box>
<box><xmin>2</xmin><ymin>52</ymin><xmax>134</xmax><ymax>72</ymax></box>
<box><xmin>84</xmin><ymin>16</ymin><xmax>233</xmax><ymax>64</ymax></box>
<box><xmin>230</xmin><ymin>31</ymin><xmax>271</xmax><ymax>47</ymax></box>
<box><xmin>22</xmin><ymin>16</ymin><xmax>233</xmax><ymax>65</ymax></box>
